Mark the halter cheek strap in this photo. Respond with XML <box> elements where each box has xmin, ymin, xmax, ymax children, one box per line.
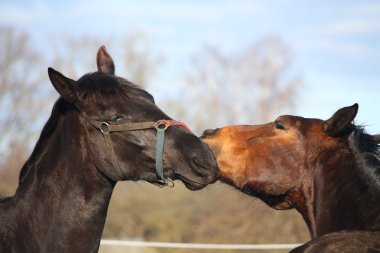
<box><xmin>84</xmin><ymin>115</ymin><xmax>191</xmax><ymax>187</ymax></box>
<box><xmin>154</xmin><ymin>120</ymin><xmax>191</xmax><ymax>186</ymax></box>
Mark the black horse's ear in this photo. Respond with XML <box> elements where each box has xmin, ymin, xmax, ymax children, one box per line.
<box><xmin>48</xmin><ymin>67</ymin><xmax>79</xmax><ymax>104</ymax></box>
<box><xmin>323</xmin><ymin>103</ymin><xmax>358</xmax><ymax>137</ymax></box>
<box><xmin>96</xmin><ymin>45</ymin><xmax>115</xmax><ymax>75</ymax></box>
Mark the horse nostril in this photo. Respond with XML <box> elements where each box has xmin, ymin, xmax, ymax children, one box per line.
<box><xmin>201</xmin><ymin>128</ymin><xmax>218</xmax><ymax>138</ymax></box>
<box><xmin>191</xmin><ymin>157</ymin><xmax>211</xmax><ymax>175</ymax></box>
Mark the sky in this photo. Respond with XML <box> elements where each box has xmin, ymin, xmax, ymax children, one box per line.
<box><xmin>1</xmin><ymin>0</ymin><xmax>380</xmax><ymax>133</ymax></box>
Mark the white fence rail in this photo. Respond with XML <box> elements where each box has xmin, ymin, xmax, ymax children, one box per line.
<box><xmin>100</xmin><ymin>239</ymin><xmax>301</xmax><ymax>250</ymax></box>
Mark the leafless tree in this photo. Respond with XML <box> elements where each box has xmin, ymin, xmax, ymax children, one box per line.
<box><xmin>123</xmin><ymin>31</ymin><xmax>163</xmax><ymax>88</ymax></box>
<box><xmin>0</xmin><ymin>27</ymin><xmax>53</xmax><ymax>154</ymax></box>
<box><xmin>51</xmin><ymin>32</ymin><xmax>162</xmax><ymax>88</ymax></box>
<box><xmin>0</xmin><ymin>27</ymin><xmax>54</xmax><ymax>193</ymax></box>
<box><xmin>50</xmin><ymin>35</ymin><xmax>108</xmax><ymax>78</ymax></box>
<box><xmin>166</xmin><ymin>36</ymin><xmax>302</xmax><ymax>133</ymax></box>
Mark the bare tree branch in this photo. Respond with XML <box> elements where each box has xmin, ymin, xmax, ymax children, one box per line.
<box><xmin>123</xmin><ymin>31</ymin><xmax>163</xmax><ymax>88</ymax></box>
<box><xmin>0</xmin><ymin>27</ymin><xmax>53</xmax><ymax>152</ymax></box>
<box><xmin>165</xmin><ymin>36</ymin><xmax>302</xmax><ymax>133</ymax></box>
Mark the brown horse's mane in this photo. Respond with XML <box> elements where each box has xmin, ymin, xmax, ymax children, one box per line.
<box><xmin>351</xmin><ymin>126</ymin><xmax>380</xmax><ymax>188</ymax></box>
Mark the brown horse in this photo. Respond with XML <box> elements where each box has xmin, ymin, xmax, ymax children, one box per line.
<box><xmin>202</xmin><ymin>104</ymin><xmax>380</xmax><ymax>252</ymax></box>
<box><xmin>0</xmin><ymin>46</ymin><xmax>219</xmax><ymax>253</ymax></box>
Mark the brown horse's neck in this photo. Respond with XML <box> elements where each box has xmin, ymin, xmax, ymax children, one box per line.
<box><xmin>2</xmin><ymin>108</ymin><xmax>115</xmax><ymax>253</ymax></box>
<box><xmin>299</xmin><ymin>145</ymin><xmax>380</xmax><ymax>238</ymax></box>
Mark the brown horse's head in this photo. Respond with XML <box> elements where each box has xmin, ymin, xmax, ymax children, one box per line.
<box><xmin>201</xmin><ymin>104</ymin><xmax>359</xmax><ymax>211</ymax></box>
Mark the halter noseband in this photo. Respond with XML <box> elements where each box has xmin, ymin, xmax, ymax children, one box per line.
<box><xmin>84</xmin><ymin>115</ymin><xmax>190</xmax><ymax>187</ymax></box>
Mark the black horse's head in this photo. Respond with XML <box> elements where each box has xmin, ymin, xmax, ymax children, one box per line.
<box><xmin>47</xmin><ymin>46</ymin><xmax>219</xmax><ymax>190</ymax></box>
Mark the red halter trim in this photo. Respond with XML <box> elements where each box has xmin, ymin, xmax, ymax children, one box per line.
<box><xmin>160</xmin><ymin>120</ymin><xmax>192</xmax><ymax>133</ymax></box>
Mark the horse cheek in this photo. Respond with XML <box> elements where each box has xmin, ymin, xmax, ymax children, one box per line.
<box><xmin>218</xmin><ymin>152</ymin><xmax>247</xmax><ymax>187</ymax></box>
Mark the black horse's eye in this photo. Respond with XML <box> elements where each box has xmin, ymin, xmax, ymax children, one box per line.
<box><xmin>275</xmin><ymin>120</ymin><xmax>285</xmax><ymax>130</ymax></box>
<box><xmin>110</xmin><ymin>115</ymin><xmax>123</xmax><ymax>123</ymax></box>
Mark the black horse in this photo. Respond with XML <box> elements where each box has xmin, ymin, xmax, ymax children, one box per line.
<box><xmin>0</xmin><ymin>46</ymin><xmax>219</xmax><ymax>253</ymax></box>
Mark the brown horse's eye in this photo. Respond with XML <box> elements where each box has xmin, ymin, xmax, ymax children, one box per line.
<box><xmin>275</xmin><ymin>120</ymin><xmax>285</xmax><ymax>130</ymax></box>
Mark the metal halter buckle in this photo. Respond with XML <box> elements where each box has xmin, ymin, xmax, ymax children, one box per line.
<box><xmin>99</xmin><ymin>122</ymin><xmax>110</xmax><ymax>135</ymax></box>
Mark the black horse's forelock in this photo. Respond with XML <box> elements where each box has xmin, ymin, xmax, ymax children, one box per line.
<box><xmin>77</xmin><ymin>72</ymin><xmax>137</xmax><ymax>100</ymax></box>
<box><xmin>77</xmin><ymin>72</ymin><xmax>155</xmax><ymax>108</ymax></box>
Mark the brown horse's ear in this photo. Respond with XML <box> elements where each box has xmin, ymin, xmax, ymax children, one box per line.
<box><xmin>323</xmin><ymin>103</ymin><xmax>358</xmax><ymax>137</ymax></box>
<box><xmin>48</xmin><ymin>67</ymin><xmax>79</xmax><ymax>104</ymax></box>
<box><xmin>97</xmin><ymin>45</ymin><xmax>115</xmax><ymax>75</ymax></box>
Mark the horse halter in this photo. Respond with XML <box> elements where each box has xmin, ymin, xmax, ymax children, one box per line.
<box><xmin>85</xmin><ymin>115</ymin><xmax>191</xmax><ymax>187</ymax></box>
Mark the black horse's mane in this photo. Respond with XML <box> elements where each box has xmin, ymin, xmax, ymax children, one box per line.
<box><xmin>351</xmin><ymin>125</ymin><xmax>380</xmax><ymax>187</ymax></box>
<box><xmin>17</xmin><ymin>98</ymin><xmax>67</xmax><ymax>186</ymax></box>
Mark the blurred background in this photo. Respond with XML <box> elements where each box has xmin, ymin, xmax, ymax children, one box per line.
<box><xmin>0</xmin><ymin>1</ymin><xmax>379</xmax><ymax>252</ymax></box>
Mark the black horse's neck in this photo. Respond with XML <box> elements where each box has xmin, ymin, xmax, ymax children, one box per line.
<box><xmin>0</xmin><ymin>100</ymin><xmax>115</xmax><ymax>253</ymax></box>
<box><xmin>305</xmin><ymin>131</ymin><xmax>380</xmax><ymax>238</ymax></box>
